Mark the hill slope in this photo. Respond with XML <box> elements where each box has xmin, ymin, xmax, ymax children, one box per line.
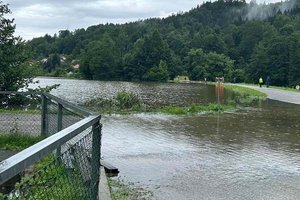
<box><xmin>28</xmin><ymin>0</ymin><xmax>300</xmax><ymax>86</ymax></box>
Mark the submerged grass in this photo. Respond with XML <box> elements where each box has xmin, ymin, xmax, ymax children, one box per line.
<box><xmin>158</xmin><ymin>103</ymin><xmax>235</xmax><ymax>115</ymax></box>
<box><xmin>109</xmin><ymin>178</ymin><xmax>153</xmax><ymax>200</ymax></box>
<box><xmin>83</xmin><ymin>85</ymin><xmax>267</xmax><ymax>116</ymax></box>
<box><xmin>0</xmin><ymin>133</ymin><xmax>43</xmax><ymax>151</ymax></box>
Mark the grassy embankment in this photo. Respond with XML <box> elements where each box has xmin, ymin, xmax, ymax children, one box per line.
<box><xmin>225</xmin><ymin>84</ymin><xmax>266</xmax><ymax>104</ymax></box>
<box><xmin>269</xmin><ymin>85</ymin><xmax>300</xmax><ymax>92</ymax></box>
<box><xmin>84</xmin><ymin>84</ymin><xmax>266</xmax><ymax>115</ymax></box>
<box><xmin>237</xmin><ymin>83</ymin><xmax>300</xmax><ymax>92</ymax></box>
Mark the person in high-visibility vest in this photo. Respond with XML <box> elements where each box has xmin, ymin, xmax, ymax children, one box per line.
<box><xmin>259</xmin><ymin>77</ymin><xmax>263</xmax><ymax>88</ymax></box>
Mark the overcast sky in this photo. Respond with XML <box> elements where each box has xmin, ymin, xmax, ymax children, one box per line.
<box><xmin>4</xmin><ymin>0</ymin><xmax>279</xmax><ymax>40</ymax></box>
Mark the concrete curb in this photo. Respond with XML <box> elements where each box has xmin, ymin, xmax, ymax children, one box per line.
<box><xmin>98</xmin><ymin>166</ymin><xmax>112</xmax><ymax>200</ymax></box>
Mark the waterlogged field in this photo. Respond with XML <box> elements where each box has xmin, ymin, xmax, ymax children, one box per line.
<box><xmin>32</xmin><ymin>78</ymin><xmax>300</xmax><ymax>200</ymax></box>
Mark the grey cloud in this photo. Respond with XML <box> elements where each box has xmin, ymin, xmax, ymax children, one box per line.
<box><xmin>4</xmin><ymin>0</ymin><xmax>201</xmax><ymax>39</ymax></box>
<box><xmin>3</xmin><ymin>0</ymin><xmax>282</xmax><ymax>39</ymax></box>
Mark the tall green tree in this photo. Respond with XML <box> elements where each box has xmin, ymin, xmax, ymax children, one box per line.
<box><xmin>288</xmin><ymin>35</ymin><xmax>300</xmax><ymax>86</ymax></box>
<box><xmin>143</xmin><ymin>60</ymin><xmax>169</xmax><ymax>82</ymax></box>
<box><xmin>43</xmin><ymin>53</ymin><xmax>61</xmax><ymax>72</ymax></box>
<box><xmin>80</xmin><ymin>34</ymin><xmax>121</xmax><ymax>80</ymax></box>
<box><xmin>0</xmin><ymin>3</ymin><xmax>30</xmax><ymax>91</ymax></box>
<box><xmin>123</xmin><ymin>30</ymin><xmax>172</xmax><ymax>81</ymax></box>
<box><xmin>186</xmin><ymin>48</ymin><xmax>234</xmax><ymax>81</ymax></box>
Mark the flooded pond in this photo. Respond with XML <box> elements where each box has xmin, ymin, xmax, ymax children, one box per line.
<box><xmin>35</xmin><ymin>77</ymin><xmax>300</xmax><ymax>199</ymax></box>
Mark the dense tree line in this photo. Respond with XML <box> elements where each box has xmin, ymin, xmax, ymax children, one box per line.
<box><xmin>28</xmin><ymin>0</ymin><xmax>300</xmax><ymax>86</ymax></box>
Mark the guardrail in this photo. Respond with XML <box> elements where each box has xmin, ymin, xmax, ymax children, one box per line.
<box><xmin>0</xmin><ymin>91</ymin><xmax>102</xmax><ymax>200</ymax></box>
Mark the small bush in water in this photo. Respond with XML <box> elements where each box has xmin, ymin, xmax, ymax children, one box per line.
<box><xmin>83</xmin><ymin>91</ymin><xmax>141</xmax><ymax>113</ymax></box>
<box><xmin>115</xmin><ymin>92</ymin><xmax>140</xmax><ymax>109</ymax></box>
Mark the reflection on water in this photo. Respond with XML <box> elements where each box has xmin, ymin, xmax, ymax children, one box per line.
<box><xmin>34</xmin><ymin>78</ymin><xmax>300</xmax><ymax>199</ymax></box>
<box><xmin>102</xmin><ymin>100</ymin><xmax>300</xmax><ymax>200</ymax></box>
<box><xmin>32</xmin><ymin>78</ymin><xmax>231</xmax><ymax>106</ymax></box>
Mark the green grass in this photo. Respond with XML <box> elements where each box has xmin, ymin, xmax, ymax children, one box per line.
<box><xmin>0</xmin><ymin>133</ymin><xmax>43</xmax><ymax>151</ymax></box>
<box><xmin>235</xmin><ymin>82</ymin><xmax>300</xmax><ymax>93</ymax></box>
<box><xmin>225</xmin><ymin>85</ymin><xmax>267</xmax><ymax>98</ymax></box>
<box><xmin>0</xmin><ymin>108</ymin><xmax>40</xmax><ymax>115</ymax></box>
<box><xmin>269</xmin><ymin>85</ymin><xmax>300</xmax><ymax>92</ymax></box>
<box><xmin>224</xmin><ymin>84</ymin><xmax>266</xmax><ymax>106</ymax></box>
<box><xmin>3</xmin><ymin>155</ymin><xmax>91</xmax><ymax>200</ymax></box>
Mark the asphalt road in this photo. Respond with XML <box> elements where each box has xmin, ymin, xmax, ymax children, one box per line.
<box><xmin>236</xmin><ymin>84</ymin><xmax>300</xmax><ymax>105</ymax></box>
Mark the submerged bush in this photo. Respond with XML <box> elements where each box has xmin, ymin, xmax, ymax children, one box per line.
<box><xmin>83</xmin><ymin>91</ymin><xmax>142</xmax><ymax>113</ymax></box>
<box><xmin>115</xmin><ymin>92</ymin><xmax>140</xmax><ymax>109</ymax></box>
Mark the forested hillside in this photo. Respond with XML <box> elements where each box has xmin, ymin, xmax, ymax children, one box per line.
<box><xmin>28</xmin><ymin>0</ymin><xmax>300</xmax><ymax>86</ymax></box>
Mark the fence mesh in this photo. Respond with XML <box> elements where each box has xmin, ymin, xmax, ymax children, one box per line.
<box><xmin>46</xmin><ymin>99</ymin><xmax>84</xmax><ymax>136</ymax></box>
<box><xmin>61</xmin><ymin>107</ymin><xmax>83</xmax><ymax>130</ymax></box>
<box><xmin>2</xmin><ymin>128</ymin><xmax>95</xmax><ymax>200</ymax></box>
<box><xmin>0</xmin><ymin>93</ymin><xmax>41</xmax><ymax>136</ymax></box>
<box><xmin>47</xmin><ymin>100</ymin><xmax>58</xmax><ymax>136</ymax></box>
<box><xmin>0</xmin><ymin>92</ymin><xmax>101</xmax><ymax>200</ymax></box>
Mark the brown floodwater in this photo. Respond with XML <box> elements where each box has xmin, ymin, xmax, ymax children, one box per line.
<box><xmin>34</xmin><ymin>78</ymin><xmax>300</xmax><ymax>199</ymax></box>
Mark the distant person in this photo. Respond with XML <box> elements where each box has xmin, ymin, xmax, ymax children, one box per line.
<box><xmin>266</xmin><ymin>76</ymin><xmax>271</xmax><ymax>88</ymax></box>
<box><xmin>233</xmin><ymin>77</ymin><xmax>236</xmax><ymax>84</ymax></box>
<box><xmin>204</xmin><ymin>78</ymin><xmax>207</xmax><ymax>85</ymax></box>
<box><xmin>259</xmin><ymin>77</ymin><xmax>263</xmax><ymax>88</ymax></box>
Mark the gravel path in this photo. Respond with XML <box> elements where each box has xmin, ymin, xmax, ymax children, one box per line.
<box><xmin>236</xmin><ymin>84</ymin><xmax>300</xmax><ymax>105</ymax></box>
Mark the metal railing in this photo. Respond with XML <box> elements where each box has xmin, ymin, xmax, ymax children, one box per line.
<box><xmin>0</xmin><ymin>91</ymin><xmax>102</xmax><ymax>200</ymax></box>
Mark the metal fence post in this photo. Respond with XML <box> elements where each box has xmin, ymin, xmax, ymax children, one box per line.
<box><xmin>41</xmin><ymin>94</ymin><xmax>48</xmax><ymax>137</ymax></box>
<box><xmin>91</xmin><ymin>121</ymin><xmax>102</xmax><ymax>200</ymax></box>
<box><xmin>56</xmin><ymin>103</ymin><xmax>63</xmax><ymax>160</ymax></box>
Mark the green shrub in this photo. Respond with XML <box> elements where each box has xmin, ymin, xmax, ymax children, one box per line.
<box><xmin>83</xmin><ymin>91</ymin><xmax>142</xmax><ymax>113</ymax></box>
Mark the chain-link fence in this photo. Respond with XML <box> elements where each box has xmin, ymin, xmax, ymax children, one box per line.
<box><xmin>0</xmin><ymin>92</ymin><xmax>41</xmax><ymax>136</ymax></box>
<box><xmin>0</xmin><ymin>92</ymin><xmax>102</xmax><ymax>200</ymax></box>
<box><xmin>45</xmin><ymin>95</ymin><xmax>84</xmax><ymax>136</ymax></box>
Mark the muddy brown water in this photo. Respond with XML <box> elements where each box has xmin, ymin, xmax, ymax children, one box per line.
<box><xmin>31</xmin><ymin>78</ymin><xmax>300</xmax><ymax>199</ymax></box>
